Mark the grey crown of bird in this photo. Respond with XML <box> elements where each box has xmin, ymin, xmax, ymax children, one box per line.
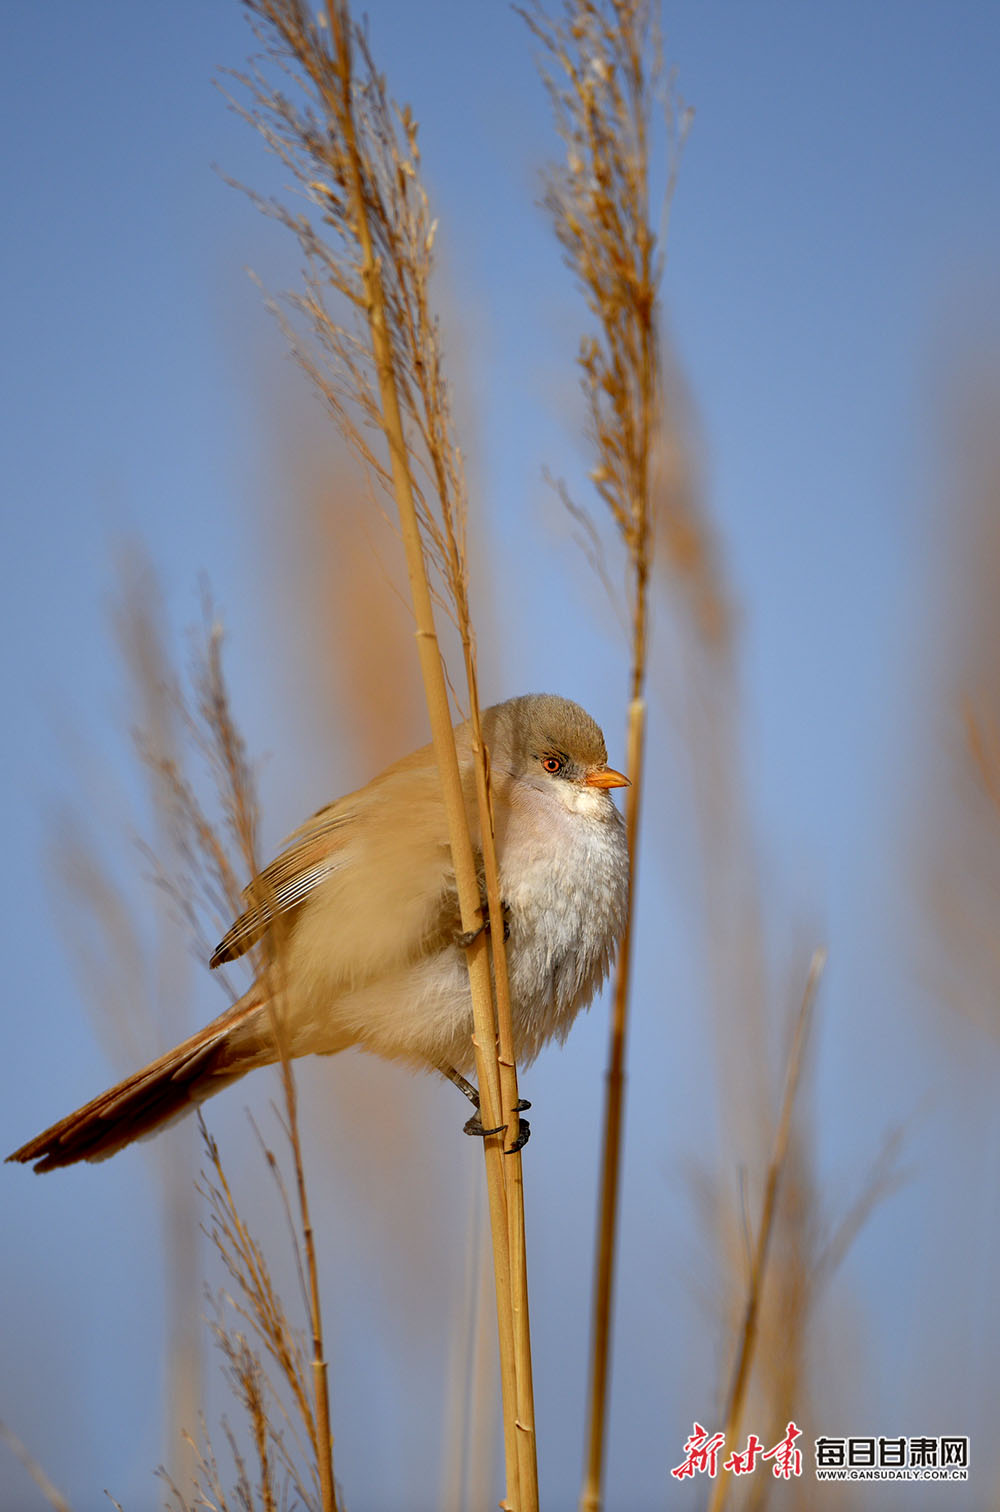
<box><xmin>8</xmin><ymin>694</ymin><xmax>630</xmax><ymax>1172</ymax></box>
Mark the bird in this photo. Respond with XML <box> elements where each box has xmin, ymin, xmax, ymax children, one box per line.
<box><xmin>8</xmin><ymin>693</ymin><xmax>629</xmax><ymax>1173</ymax></box>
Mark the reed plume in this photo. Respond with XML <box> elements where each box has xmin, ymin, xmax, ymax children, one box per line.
<box><xmin>161</xmin><ymin>1117</ymin><xmax>337</xmax><ymax>1512</ymax></box>
<box><xmin>229</xmin><ymin>3</ymin><xmax>537</xmax><ymax>1503</ymax></box>
<box><xmin>144</xmin><ymin>608</ymin><xmax>340</xmax><ymax>1512</ymax></box>
<box><xmin>520</xmin><ymin>3</ymin><xmax>689</xmax><ymax>1505</ymax></box>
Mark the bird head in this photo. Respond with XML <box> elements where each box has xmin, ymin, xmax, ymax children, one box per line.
<box><xmin>482</xmin><ymin>693</ymin><xmax>628</xmax><ymax>818</ymax></box>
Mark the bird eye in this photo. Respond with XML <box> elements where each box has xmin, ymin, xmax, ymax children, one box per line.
<box><xmin>541</xmin><ymin>756</ymin><xmax>563</xmax><ymax>774</ymax></box>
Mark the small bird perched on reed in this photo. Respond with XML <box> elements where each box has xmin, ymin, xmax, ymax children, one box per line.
<box><xmin>8</xmin><ymin>694</ymin><xmax>629</xmax><ymax>1172</ymax></box>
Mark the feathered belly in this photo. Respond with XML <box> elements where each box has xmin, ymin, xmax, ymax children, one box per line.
<box><xmin>503</xmin><ymin>897</ymin><xmax>617</xmax><ymax>1063</ymax></box>
<box><xmin>294</xmin><ymin>807</ymin><xmax>627</xmax><ymax>1075</ymax></box>
<box><xmin>501</xmin><ymin>819</ymin><xmax>628</xmax><ymax>1065</ymax></box>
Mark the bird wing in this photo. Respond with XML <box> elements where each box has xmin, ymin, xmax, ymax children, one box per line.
<box><xmin>210</xmin><ymin>800</ymin><xmax>356</xmax><ymax>967</ymax></box>
<box><xmin>210</xmin><ymin>742</ymin><xmax>486</xmax><ymax>979</ymax></box>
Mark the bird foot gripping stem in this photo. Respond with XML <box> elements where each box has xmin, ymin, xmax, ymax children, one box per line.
<box><xmin>442</xmin><ymin>1063</ymin><xmax>531</xmax><ymax>1151</ymax></box>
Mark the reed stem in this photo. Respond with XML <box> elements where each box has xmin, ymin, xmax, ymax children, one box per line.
<box><xmin>321</xmin><ymin>6</ymin><xmax>532</xmax><ymax>1502</ymax></box>
<box><xmin>580</xmin><ymin>695</ymin><xmax>646</xmax><ymax>1512</ymax></box>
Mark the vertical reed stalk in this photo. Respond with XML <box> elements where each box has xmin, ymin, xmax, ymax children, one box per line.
<box><xmin>580</xmin><ymin>694</ymin><xmax>644</xmax><ymax>1512</ymax></box>
<box><xmin>706</xmin><ymin>948</ymin><xmax>826</xmax><ymax>1512</ymax></box>
<box><xmin>520</xmin><ymin>4</ymin><xmax>666</xmax><ymax>1505</ymax></box>
<box><xmin>234</xmin><ymin>4</ymin><xmax>539</xmax><ymax>1499</ymax></box>
<box><xmin>240</xmin><ymin>5</ymin><xmax>538</xmax><ymax>1502</ymax></box>
<box><xmin>465</xmin><ymin>656</ymin><xmax>539</xmax><ymax>1509</ymax></box>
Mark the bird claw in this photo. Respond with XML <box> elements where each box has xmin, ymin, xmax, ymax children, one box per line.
<box><xmin>454</xmin><ymin>901</ymin><xmax>512</xmax><ymax>949</ymax></box>
<box><xmin>463</xmin><ymin>1109</ymin><xmax>531</xmax><ymax>1151</ymax></box>
<box><xmin>463</xmin><ymin>1114</ymin><xmax>507</xmax><ymax>1139</ymax></box>
<box><xmin>442</xmin><ymin>1065</ymin><xmax>529</xmax><ymax>1148</ymax></box>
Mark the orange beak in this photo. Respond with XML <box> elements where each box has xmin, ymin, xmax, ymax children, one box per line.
<box><xmin>584</xmin><ymin>766</ymin><xmax>630</xmax><ymax>789</ymax></box>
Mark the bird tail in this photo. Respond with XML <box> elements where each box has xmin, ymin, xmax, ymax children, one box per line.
<box><xmin>6</xmin><ymin>994</ymin><xmax>275</xmax><ymax>1173</ymax></box>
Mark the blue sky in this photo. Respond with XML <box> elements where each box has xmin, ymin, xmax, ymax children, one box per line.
<box><xmin>3</xmin><ymin>4</ymin><xmax>1000</xmax><ymax>1510</ymax></box>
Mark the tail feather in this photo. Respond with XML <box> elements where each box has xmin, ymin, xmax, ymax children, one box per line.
<box><xmin>6</xmin><ymin>997</ymin><xmax>271</xmax><ymax>1173</ymax></box>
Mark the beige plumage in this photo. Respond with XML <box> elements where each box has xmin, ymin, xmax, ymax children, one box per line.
<box><xmin>8</xmin><ymin>695</ymin><xmax>629</xmax><ymax>1172</ymax></box>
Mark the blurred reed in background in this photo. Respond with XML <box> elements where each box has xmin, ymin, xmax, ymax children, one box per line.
<box><xmin>50</xmin><ymin>551</ymin><xmax>201</xmax><ymax>1497</ymax></box>
<box><xmin>920</xmin><ymin>367</ymin><xmax>1000</xmax><ymax>1040</ymax></box>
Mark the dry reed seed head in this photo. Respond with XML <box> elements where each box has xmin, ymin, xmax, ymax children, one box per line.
<box><xmin>234</xmin><ymin>9</ymin><xmax>527</xmax><ymax>1499</ymax></box>
<box><xmin>235</xmin><ymin>10</ymin><xmax>518</xmax><ymax>1506</ymax></box>
<box><xmin>199</xmin><ymin>1127</ymin><xmax>321</xmax><ymax>1450</ymax></box>
<box><xmin>230</xmin><ymin>3</ymin><xmax>474</xmax><ymax>632</ymax></box>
